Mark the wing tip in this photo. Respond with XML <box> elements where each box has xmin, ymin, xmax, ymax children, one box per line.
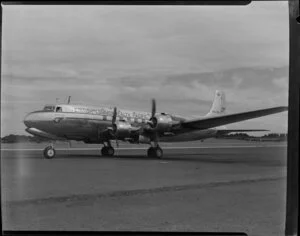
<box><xmin>276</xmin><ymin>106</ymin><xmax>288</xmax><ymax>111</ymax></box>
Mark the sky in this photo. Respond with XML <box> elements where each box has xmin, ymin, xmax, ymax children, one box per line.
<box><xmin>1</xmin><ymin>2</ymin><xmax>289</xmax><ymax>136</ymax></box>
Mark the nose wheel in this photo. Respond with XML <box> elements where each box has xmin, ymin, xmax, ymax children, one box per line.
<box><xmin>147</xmin><ymin>146</ymin><xmax>163</xmax><ymax>159</ymax></box>
<box><xmin>43</xmin><ymin>146</ymin><xmax>56</xmax><ymax>159</ymax></box>
<box><xmin>101</xmin><ymin>146</ymin><xmax>115</xmax><ymax>157</ymax></box>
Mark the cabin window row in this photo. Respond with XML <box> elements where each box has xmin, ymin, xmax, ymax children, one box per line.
<box><xmin>95</xmin><ymin>115</ymin><xmax>146</xmax><ymax>124</ymax></box>
<box><xmin>44</xmin><ymin>105</ymin><xmax>150</xmax><ymax>120</ymax></box>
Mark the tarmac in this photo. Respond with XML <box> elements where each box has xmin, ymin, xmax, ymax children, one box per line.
<box><xmin>1</xmin><ymin>139</ymin><xmax>287</xmax><ymax>235</ymax></box>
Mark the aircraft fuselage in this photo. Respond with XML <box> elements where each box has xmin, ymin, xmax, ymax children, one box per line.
<box><xmin>24</xmin><ymin>104</ymin><xmax>217</xmax><ymax>143</ymax></box>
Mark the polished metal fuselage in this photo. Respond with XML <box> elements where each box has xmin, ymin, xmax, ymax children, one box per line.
<box><xmin>24</xmin><ymin>104</ymin><xmax>218</xmax><ymax>143</ymax></box>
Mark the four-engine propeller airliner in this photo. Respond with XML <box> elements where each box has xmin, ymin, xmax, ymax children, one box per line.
<box><xmin>23</xmin><ymin>90</ymin><xmax>288</xmax><ymax>159</ymax></box>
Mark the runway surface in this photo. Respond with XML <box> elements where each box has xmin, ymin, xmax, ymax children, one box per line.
<box><xmin>1</xmin><ymin>139</ymin><xmax>287</xmax><ymax>235</ymax></box>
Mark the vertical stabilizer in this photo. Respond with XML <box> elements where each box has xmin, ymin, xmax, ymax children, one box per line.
<box><xmin>206</xmin><ymin>90</ymin><xmax>226</xmax><ymax>117</ymax></box>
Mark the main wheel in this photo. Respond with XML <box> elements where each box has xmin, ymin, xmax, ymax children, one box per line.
<box><xmin>106</xmin><ymin>146</ymin><xmax>115</xmax><ymax>156</ymax></box>
<box><xmin>147</xmin><ymin>147</ymin><xmax>163</xmax><ymax>159</ymax></box>
<box><xmin>43</xmin><ymin>146</ymin><xmax>56</xmax><ymax>159</ymax></box>
<box><xmin>147</xmin><ymin>147</ymin><xmax>155</xmax><ymax>157</ymax></box>
<box><xmin>154</xmin><ymin>147</ymin><xmax>163</xmax><ymax>159</ymax></box>
<box><xmin>101</xmin><ymin>146</ymin><xmax>115</xmax><ymax>156</ymax></box>
<box><xmin>101</xmin><ymin>146</ymin><xmax>108</xmax><ymax>156</ymax></box>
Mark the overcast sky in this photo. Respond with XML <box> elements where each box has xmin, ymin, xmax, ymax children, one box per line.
<box><xmin>1</xmin><ymin>2</ymin><xmax>289</xmax><ymax>136</ymax></box>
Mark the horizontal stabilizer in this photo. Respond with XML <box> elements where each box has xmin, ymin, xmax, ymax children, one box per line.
<box><xmin>181</xmin><ymin>106</ymin><xmax>288</xmax><ymax>130</ymax></box>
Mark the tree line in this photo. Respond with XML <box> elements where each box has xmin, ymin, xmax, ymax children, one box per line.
<box><xmin>1</xmin><ymin>134</ymin><xmax>49</xmax><ymax>143</ymax></box>
<box><xmin>1</xmin><ymin>132</ymin><xmax>288</xmax><ymax>143</ymax></box>
<box><xmin>222</xmin><ymin>133</ymin><xmax>287</xmax><ymax>138</ymax></box>
<box><xmin>219</xmin><ymin>132</ymin><xmax>287</xmax><ymax>141</ymax></box>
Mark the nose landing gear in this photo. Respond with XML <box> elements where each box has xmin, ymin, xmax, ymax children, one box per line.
<box><xmin>43</xmin><ymin>145</ymin><xmax>56</xmax><ymax>159</ymax></box>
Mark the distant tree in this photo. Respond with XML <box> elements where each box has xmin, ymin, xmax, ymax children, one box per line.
<box><xmin>1</xmin><ymin>134</ymin><xmax>50</xmax><ymax>143</ymax></box>
<box><xmin>1</xmin><ymin>134</ymin><xmax>17</xmax><ymax>143</ymax></box>
<box><xmin>28</xmin><ymin>135</ymin><xmax>49</xmax><ymax>143</ymax></box>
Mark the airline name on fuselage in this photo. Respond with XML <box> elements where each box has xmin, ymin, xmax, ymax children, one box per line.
<box><xmin>69</xmin><ymin>106</ymin><xmax>151</xmax><ymax>120</ymax></box>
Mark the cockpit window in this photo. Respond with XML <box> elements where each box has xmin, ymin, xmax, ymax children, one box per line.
<box><xmin>56</xmin><ymin>106</ymin><xmax>62</xmax><ymax>112</ymax></box>
<box><xmin>43</xmin><ymin>105</ymin><xmax>55</xmax><ymax>111</ymax></box>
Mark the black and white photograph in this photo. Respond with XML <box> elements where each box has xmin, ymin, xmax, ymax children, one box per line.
<box><xmin>1</xmin><ymin>2</ymin><xmax>289</xmax><ymax>235</ymax></box>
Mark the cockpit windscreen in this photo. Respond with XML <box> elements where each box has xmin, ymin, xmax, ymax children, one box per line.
<box><xmin>43</xmin><ymin>105</ymin><xmax>55</xmax><ymax>112</ymax></box>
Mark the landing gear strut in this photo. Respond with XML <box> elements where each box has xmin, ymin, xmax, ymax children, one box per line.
<box><xmin>101</xmin><ymin>142</ymin><xmax>115</xmax><ymax>157</ymax></box>
<box><xmin>43</xmin><ymin>145</ymin><xmax>56</xmax><ymax>159</ymax></box>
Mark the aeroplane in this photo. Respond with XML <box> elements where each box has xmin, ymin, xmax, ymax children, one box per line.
<box><xmin>23</xmin><ymin>90</ymin><xmax>288</xmax><ymax>159</ymax></box>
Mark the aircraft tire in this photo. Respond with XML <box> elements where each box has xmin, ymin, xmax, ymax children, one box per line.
<box><xmin>101</xmin><ymin>147</ymin><xmax>108</xmax><ymax>156</ymax></box>
<box><xmin>147</xmin><ymin>147</ymin><xmax>155</xmax><ymax>157</ymax></box>
<box><xmin>106</xmin><ymin>147</ymin><xmax>115</xmax><ymax>157</ymax></box>
<box><xmin>101</xmin><ymin>146</ymin><xmax>115</xmax><ymax>157</ymax></box>
<box><xmin>147</xmin><ymin>147</ymin><xmax>163</xmax><ymax>159</ymax></box>
<box><xmin>154</xmin><ymin>147</ymin><xmax>163</xmax><ymax>159</ymax></box>
<box><xmin>43</xmin><ymin>146</ymin><xmax>56</xmax><ymax>159</ymax></box>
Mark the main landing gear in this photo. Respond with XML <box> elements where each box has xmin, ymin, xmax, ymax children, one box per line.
<box><xmin>42</xmin><ymin>142</ymin><xmax>163</xmax><ymax>159</ymax></box>
<box><xmin>147</xmin><ymin>145</ymin><xmax>163</xmax><ymax>159</ymax></box>
<box><xmin>101</xmin><ymin>146</ymin><xmax>115</xmax><ymax>157</ymax></box>
<box><xmin>101</xmin><ymin>141</ymin><xmax>115</xmax><ymax>157</ymax></box>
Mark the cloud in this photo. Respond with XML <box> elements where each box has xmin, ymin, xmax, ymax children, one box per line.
<box><xmin>1</xmin><ymin>3</ymin><xmax>289</xmax><ymax>135</ymax></box>
<box><xmin>2</xmin><ymin>3</ymin><xmax>288</xmax><ymax>73</ymax></box>
<box><xmin>1</xmin><ymin>65</ymin><xmax>289</xmax><ymax>135</ymax></box>
<box><xmin>272</xmin><ymin>77</ymin><xmax>289</xmax><ymax>90</ymax></box>
<box><xmin>163</xmin><ymin>66</ymin><xmax>288</xmax><ymax>89</ymax></box>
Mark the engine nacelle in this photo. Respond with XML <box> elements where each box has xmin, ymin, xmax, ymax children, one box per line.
<box><xmin>151</xmin><ymin>114</ymin><xmax>173</xmax><ymax>132</ymax></box>
<box><xmin>113</xmin><ymin>121</ymin><xmax>134</xmax><ymax>139</ymax></box>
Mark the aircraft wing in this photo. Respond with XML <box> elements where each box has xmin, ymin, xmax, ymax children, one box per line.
<box><xmin>215</xmin><ymin>129</ymin><xmax>269</xmax><ymax>137</ymax></box>
<box><xmin>216</xmin><ymin>129</ymin><xmax>269</xmax><ymax>134</ymax></box>
<box><xmin>180</xmin><ymin>106</ymin><xmax>288</xmax><ymax>130</ymax></box>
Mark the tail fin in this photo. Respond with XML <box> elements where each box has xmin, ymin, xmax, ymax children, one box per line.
<box><xmin>206</xmin><ymin>90</ymin><xmax>226</xmax><ymax>117</ymax></box>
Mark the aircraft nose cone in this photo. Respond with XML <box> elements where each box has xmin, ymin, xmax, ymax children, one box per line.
<box><xmin>24</xmin><ymin>113</ymin><xmax>34</xmax><ymax>128</ymax></box>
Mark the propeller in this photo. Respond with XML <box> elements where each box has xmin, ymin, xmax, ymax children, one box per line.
<box><xmin>151</xmin><ymin>99</ymin><xmax>156</xmax><ymax>118</ymax></box>
<box><xmin>147</xmin><ymin>98</ymin><xmax>157</xmax><ymax>129</ymax></box>
<box><xmin>111</xmin><ymin>107</ymin><xmax>119</xmax><ymax>147</ymax></box>
<box><xmin>110</xmin><ymin>107</ymin><xmax>142</xmax><ymax>146</ymax></box>
<box><xmin>112</xmin><ymin>107</ymin><xmax>117</xmax><ymax>124</ymax></box>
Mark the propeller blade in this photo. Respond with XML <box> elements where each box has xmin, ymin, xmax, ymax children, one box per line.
<box><xmin>112</xmin><ymin>107</ymin><xmax>117</xmax><ymax>124</ymax></box>
<box><xmin>151</xmin><ymin>99</ymin><xmax>156</xmax><ymax>118</ymax></box>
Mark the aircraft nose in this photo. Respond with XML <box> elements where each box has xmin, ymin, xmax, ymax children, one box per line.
<box><xmin>24</xmin><ymin>112</ymin><xmax>35</xmax><ymax>128</ymax></box>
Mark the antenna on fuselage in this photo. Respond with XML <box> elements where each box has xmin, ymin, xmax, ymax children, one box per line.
<box><xmin>67</xmin><ymin>96</ymin><xmax>71</xmax><ymax>104</ymax></box>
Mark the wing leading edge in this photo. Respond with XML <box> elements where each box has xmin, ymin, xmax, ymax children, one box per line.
<box><xmin>180</xmin><ymin>106</ymin><xmax>288</xmax><ymax>130</ymax></box>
